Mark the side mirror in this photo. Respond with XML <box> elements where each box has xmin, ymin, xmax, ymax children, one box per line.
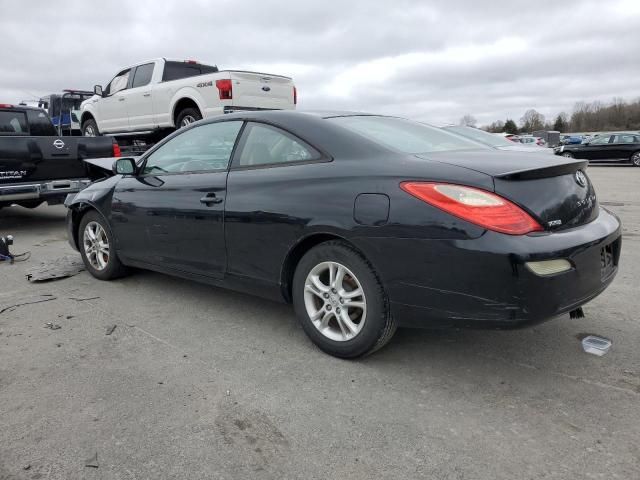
<box><xmin>94</xmin><ymin>85</ymin><xmax>104</xmax><ymax>97</ymax></box>
<box><xmin>113</xmin><ymin>158</ymin><xmax>136</xmax><ymax>175</ymax></box>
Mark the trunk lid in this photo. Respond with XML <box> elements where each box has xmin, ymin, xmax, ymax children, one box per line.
<box><xmin>225</xmin><ymin>71</ymin><xmax>295</xmax><ymax>110</ymax></box>
<box><xmin>419</xmin><ymin>151</ymin><xmax>599</xmax><ymax>231</ymax></box>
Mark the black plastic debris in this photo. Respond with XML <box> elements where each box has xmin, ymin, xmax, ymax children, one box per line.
<box><xmin>105</xmin><ymin>325</ymin><xmax>117</xmax><ymax>336</ymax></box>
<box><xmin>26</xmin><ymin>255</ymin><xmax>85</xmax><ymax>283</ymax></box>
<box><xmin>84</xmin><ymin>452</ymin><xmax>99</xmax><ymax>468</ymax></box>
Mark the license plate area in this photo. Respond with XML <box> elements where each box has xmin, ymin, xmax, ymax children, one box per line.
<box><xmin>600</xmin><ymin>241</ymin><xmax>618</xmax><ymax>280</ymax></box>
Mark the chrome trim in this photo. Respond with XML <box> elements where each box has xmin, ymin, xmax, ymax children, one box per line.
<box><xmin>0</xmin><ymin>179</ymin><xmax>91</xmax><ymax>202</ymax></box>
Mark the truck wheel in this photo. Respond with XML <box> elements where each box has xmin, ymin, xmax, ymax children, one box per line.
<box><xmin>292</xmin><ymin>241</ymin><xmax>397</xmax><ymax>358</ymax></box>
<box><xmin>78</xmin><ymin>210</ymin><xmax>128</xmax><ymax>280</ymax></box>
<box><xmin>82</xmin><ymin>119</ymin><xmax>100</xmax><ymax>137</ymax></box>
<box><xmin>176</xmin><ymin>108</ymin><xmax>202</xmax><ymax>129</ymax></box>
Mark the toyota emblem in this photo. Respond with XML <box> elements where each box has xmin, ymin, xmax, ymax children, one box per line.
<box><xmin>53</xmin><ymin>139</ymin><xmax>65</xmax><ymax>149</ymax></box>
<box><xmin>575</xmin><ymin>170</ymin><xmax>587</xmax><ymax>187</ymax></box>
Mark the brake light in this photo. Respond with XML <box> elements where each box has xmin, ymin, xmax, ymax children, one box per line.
<box><xmin>216</xmin><ymin>79</ymin><xmax>233</xmax><ymax>100</ymax></box>
<box><xmin>400</xmin><ymin>182</ymin><xmax>543</xmax><ymax>235</ymax></box>
<box><xmin>293</xmin><ymin>86</ymin><xmax>297</xmax><ymax>105</ymax></box>
<box><xmin>0</xmin><ymin>104</ymin><xmax>14</xmax><ymax>108</ymax></box>
<box><xmin>112</xmin><ymin>142</ymin><xmax>121</xmax><ymax>158</ymax></box>
<box><xmin>185</xmin><ymin>59</ymin><xmax>198</xmax><ymax>64</ymax></box>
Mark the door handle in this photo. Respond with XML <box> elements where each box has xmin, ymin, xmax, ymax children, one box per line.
<box><xmin>200</xmin><ymin>193</ymin><xmax>223</xmax><ymax>205</ymax></box>
<box><xmin>118</xmin><ymin>97</ymin><xmax>125</xmax><ymax>101</ymax></box>
<box><xmin>143</xmin><ymin>93</ymin><xmax>151</xmax><ymax>97</ymax></box>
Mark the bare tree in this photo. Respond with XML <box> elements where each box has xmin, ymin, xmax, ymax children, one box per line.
<box><xmin>520</xmin><ymin>109</ymin><xmax>545</xmax><ymax>133</ymax></box>
<box><xmin>459</xmin><ymin>114</ymin><xmax>477</xmax><ymax>127</ymax></box>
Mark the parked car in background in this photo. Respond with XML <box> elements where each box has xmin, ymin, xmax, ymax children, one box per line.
<box><xmin>80</xmin><ymin>58</ymin><xmax>296</xmax><ymax>139</ymax></box>
<box><xmin>66</xmin><ymin>111</ymin><xmax>620</xmax><ymax>358</ymax></box>
<box><xmin>442</xmin><ymin>126</ymin><xmax>552</xmax><ymax>153</ymax></box>
<box><xmin>0</xmin><ymin>104</ymin><xmax>119</xmax><ymax>209</ymax></box>
<box><xmin>560</xmin><ymin>135</ymin><xmax>583</xmax><ymax>145</ymax></box>
<box><xmin>554</xmin><ymin>133</ymin><xmax>640</xmax><ymax>165</ymax></box>
<box><xmin>518</xmin><ymin>136</ymin><xmax>546</xmax><ymax>147</ymax></box>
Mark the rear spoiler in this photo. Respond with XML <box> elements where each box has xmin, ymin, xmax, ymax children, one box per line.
<box><xmin>495</xmin><ymin>160</ymin><xmax>588</xmax><ymax>180</ymax></box>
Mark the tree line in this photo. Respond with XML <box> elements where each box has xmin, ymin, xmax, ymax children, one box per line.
<box><xmin>460</xmin><ymin>97</ymin><xmax>640</xmax><ymax>134</ymax></box>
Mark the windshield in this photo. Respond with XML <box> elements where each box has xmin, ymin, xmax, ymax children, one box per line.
<box><xmin>443</xmin><ymin>125</ymin><xmax>516</xmax><ymax>147</ymax></box>
<box><xmin>328</xmin><ymin>116</ymin><xmax>487</xmax><ymax>154</ymax></box>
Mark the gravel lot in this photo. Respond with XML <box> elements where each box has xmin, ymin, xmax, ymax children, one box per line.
<box><xmin>1</xmin><ymin>166</ymin><xmax>639</xmax><ymax>480</ymax></box>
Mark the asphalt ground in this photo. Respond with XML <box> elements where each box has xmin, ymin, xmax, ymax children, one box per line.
<box><xmin>0</xmin><ymin>165</ymin><xmax>639</xmax><ymax>479</ymax></box>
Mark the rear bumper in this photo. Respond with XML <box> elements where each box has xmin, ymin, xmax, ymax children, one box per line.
<box><xmin>0</xmin><ymin>179</ymin><xmax>91</xmax><ymax>204</ymax></box>
<box><xmin>358</xmin><ymin>208</ymin><xmax>622</xmax><ymax>328</ymax></box>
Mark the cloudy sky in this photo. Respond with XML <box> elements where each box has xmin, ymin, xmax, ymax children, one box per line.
<box><xmin>1</xmin><ymin>0</ymin><xmax>639</xmax><ymax>126</ymax></box>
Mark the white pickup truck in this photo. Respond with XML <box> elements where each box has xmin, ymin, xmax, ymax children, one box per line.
<box><xmin>80</xmin><ymin>58</ymin><xmax>296</xmax><ymax>137</ymax></box>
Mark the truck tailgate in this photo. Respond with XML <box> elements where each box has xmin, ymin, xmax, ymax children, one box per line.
<box><xmin>226</xmin><ymin>71</ymin><xmax>295</xmax><ymax>110</ymax></box>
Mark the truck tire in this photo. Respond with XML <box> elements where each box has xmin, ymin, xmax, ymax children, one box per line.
<box><xmin>176</xmin><ymin>108</ymin><xmax>202</xmax><ymax>129</ymax></box>
<box><xmin>82</xmin><ymin>119</ymin><xmax>100</xmax><ymax>137</ymax></box>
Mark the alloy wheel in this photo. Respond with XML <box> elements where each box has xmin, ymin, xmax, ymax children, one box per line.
<box><xmin>632</xmin><ymin>152</ymin><xmax>640</xmax><ymax>166</ymax></box>
<box><xmin>83</xmin><ymin>221</ymin><xmax>110</xmax><ymax>271</ymax></box>
<box><xmin>180</xmin><ymin>115</ymin><xmax>196</xmax><ymax>127</ymax></box>
<box><xmin>84</xmin><ymin>125</ymin><xmax>96</xmax><ymax>136</ymax></box>
<box><xmin>303</xmin><ymin>261</ymin><xmax>367</xmax><ymax>341</ymax></box>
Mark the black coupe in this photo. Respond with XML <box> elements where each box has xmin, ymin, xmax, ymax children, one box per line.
<box><xmin>554</xmin><ymin>132</ymin><xmax>640</xmax><ymax>166</ymax></box>
<box><xmin>66</xmin><ymin>111</ymin><xmax>621</xmax><ymax>358</ymax></box>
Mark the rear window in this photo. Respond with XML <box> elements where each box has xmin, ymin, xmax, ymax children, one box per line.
<box><xmin>328</xmin><ymin>116</ymin><xmax>485</xmax><ymax>154</ymax></box>
<box><xmin>0</xmin><ymin>110</ymin><xmax>28</xmax><ymax>135</ymax></box>
<box><xmin>444</xmin><ymin>125</ymin><xmax>515</xmax><ymax>148</ymax></box>
<box><xmin>26</xmin><ymin>109</ymin><xmax>57</xmax><ymax>136</ymax></box>
<box><xmin>162</xmin><ymin>61</ymin><xmax>219</xmax><ymax>82</ymax></box>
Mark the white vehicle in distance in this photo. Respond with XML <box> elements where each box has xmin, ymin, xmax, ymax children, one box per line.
<box><xmin>442</xmin><ymin>125</ymin><xmax>552</xmax><ymax>154</ymax></box>
<box><xmin>80</xmin><ymin>58</ymin><xmax>296</xmax><ymax>137</ymax></box>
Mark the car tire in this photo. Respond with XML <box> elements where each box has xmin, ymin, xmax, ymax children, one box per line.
<box><xmin>292</xmin><ymin>240</ymin><xmax>396</xmax><ymax>358</ymax></box>
<box><xmin>562</xmin><ymin>152</ymin><xmax>574</xmax><ymax>158</ymax></box>
<box><xmin>631</xmin><ymin>151</ymin><xmax>640</xmax><ymax>167</ymax></box>
<box><xmin>176</xmin><ymin>108</ymin><xmax>202</xmax><ymax>129</ymax></box>
<box><xmin>78</xmin><ymin>210</ymin><xmax>128</xmax><ymax>281</ymax></box>
<box><xmin>82</xmin><ymin>119</ymin><xmax>100</xmax><ymax>137</ymax></box>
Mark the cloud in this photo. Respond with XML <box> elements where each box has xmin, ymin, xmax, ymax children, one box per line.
<box><xmin>0</xmin><ymin>0</ymin><xmax>638</xmax><ymax>126</ymax></box>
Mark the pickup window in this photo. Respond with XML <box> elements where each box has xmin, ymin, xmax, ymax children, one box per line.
<box><xmin>132</xmin><ymin>63</ymin><xmax>154</xmax><ymax>88</ymax></box>
<box><xmin>162</xmin><ymin>61</ymin><xmax>219</xmax><ymax>82</ymax></box>
<box><xmin>26</xmin><ymin>110</ymin><xmax>57</xmax><ymax>136</ymax></box>
<box><xmin>0</xmin><ymin>110</ymin><xmax>28</xmax><ymax>135</ymax></box>
<box><xmin>105</xmin><ymin>69</ymin><xmax>131</xmax><ymax>96</ymax></box>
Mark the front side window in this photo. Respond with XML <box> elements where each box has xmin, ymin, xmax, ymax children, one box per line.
<box><xmin>106</xmin><ymin>69</ymin><xmax>131</xmax><ymax>95</ymax></box>
<box><xmin>142</xmin><ymin>121</ymin><xmax>242</xmax><ymax>175</ymax></box>
<box><xmin>328</xmin><ymin>116</ymin><xmax>484</xmax><ymax>154</ymax></box>
<box><xmin>590</xmin><ymin>135</ymin><xmax>611</xmax><ymax>145</ymax></box>
<box><xmin>237</xmin><ymin>123</ymin><xmax>321</xmax><ymax>167</ymax></box>
<box><xmin>131</xmin><ymin>63</ymin><xmax>154</xmax><ymax>88</ymax></box>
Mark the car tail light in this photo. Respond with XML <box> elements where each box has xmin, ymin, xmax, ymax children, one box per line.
<box><xmin>216</xmin><ymin>79</ymin><xmax>233</xmax><ymax>100</ymax></box>
<box><xmin>400</xmin><ymin>182</ymin><xmax>543</xmax><ymax>235</ymax></box>
<box><xmin>293</xmin><ymin>86</ymin><xmax>297</xmax><ymax>105</ymax></box>
<box><xmin>112</xmin><ymin>142</ymin><xmax>121</xmax><ymax>158</ymax></box>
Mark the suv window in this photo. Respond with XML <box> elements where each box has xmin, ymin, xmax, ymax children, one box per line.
<box><xmin>0</xmin><ymin>110</ymin><xmax>28</xmax><ymax>135</ymax></box>
<box><xmin>237</xmin><ymin>123</ymin><xmax>321</xmax><ymax>167</ymax></box>
<box><xmin>26</xmin><ymin>109</ymin><xmax>56</xmax><ymax>136</ymax></box>
<box><xmin>142</xmin><ymin>121</ymin><xmax>242</xmax><ymax>175</ymax></box>
<box><xmin>613</xmin><ymin>134</ymin><xmax>638</xmax><ymax>144</ymax></box>
<box><xmin>105</xmin><ymin>69</ymin><xmax>131</xmax><ymax>95</ymax></box>
<box><xmin>162</xmin><ymin>61</ymin><xmax>219</xmax><ymax>82</ymax></box>
<box><xmin>131</xmin><ymin>63</ymin><xmax>154</xmax><ymax>88</ymax></box>
<box><xmin>590</xmin><ymin>135</ymin><xmax>611</xmax><ymax>145</ymax></box>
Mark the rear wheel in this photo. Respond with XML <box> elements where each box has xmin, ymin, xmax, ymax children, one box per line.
<box><xmin>78</xmin><ymin>210</ymin><xmax>127</xmax><ymax>280</ymax></box>
<box><xmin>631</xmin><ymin>151</ymin><xmax>640</xmax><ymax>167</ymax></box>
<box><xmin>82</xmin><ymin>119</ymin><xmax>100</xmax><ymax>137</ymax></box>
<box><xmin>176</xmin><ymin>108</ymin><xmax>202</xmax><ymax>129</ymax></box>
<box><xmin>562</xmin><ymin>152</ymin><xmax>574</xmax><ymax>158</ymax></box>
<box><xmin>292</xmin><ymin>241</ymin><xmax>396</xmax><ymax>358</ymax></box>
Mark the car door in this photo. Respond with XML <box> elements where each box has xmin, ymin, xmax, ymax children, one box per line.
<box><xmin>225</xmin><ymin>122</ymin><xmax>327</xmax><ymax>287</ymax></box>
<box><xmin>610</xmin><ymin>134</ymin><xmax>638</xmax><ymax>161</ymax></box>
<box><xmin>124</xmin><ymin>63</ymin><xmax>155</xmax><ymax>130</ymax></box>
<box><xmin>110</xmin><ymin>120</ymin><xmax>244</xmax><ymax>278</ymax></box>
<box><xmin>584</xmin><ymin>135</ymin><xmax>614</xmax><ymax>160</ymax></box>
<box><xmin>100</xmin><ymin>69</ymin><xmax>131</xmax><ymax>132</ymax></box>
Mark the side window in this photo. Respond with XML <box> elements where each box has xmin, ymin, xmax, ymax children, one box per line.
<box><xmin>591</xmin><ymin>135</ymin><xmax>611</xmax><ymax>145</ymax></box>
<box><xmin>613</xmin><ymin>134</ymin><xmax>636</xmax><ymax>144</ymax></box>
<box><xmin>26</xmin><ymin>110</ymin><xmax>57</xmax><ymax>136</ymax></box>
<box><xmin>142</xmin><ymin>121</ymin><xmax>242</xmax><ymax>175</ymax></box>
<box><xmin>0</xmin><ymin>111</ymin><xmax>28</xmax><ymax>134</ymax></box>
<box><xmin>131</xmin><ymin>63</ymin><xmax>154</xmax><ymax>88</ymax></box>
<box><xmin>237</xmin><ymin>123</ymin><xmax>321</xmax><ymax>167</ymax></box>
<box><xmin>105</xmin><ymin>69</ymin><xmax>131</xmax><ymax>96</ymax></box>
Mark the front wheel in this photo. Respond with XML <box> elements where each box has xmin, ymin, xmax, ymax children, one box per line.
<box><xmin>78</xmin><ymin>210</ymin><xmax>127</xmax><ymax>280</ymax></box>
<box><xmin>292</xmin><ymin>241</ymin><xmax>396</xmax><ymax>358</ymax></box>
<box><xmin>82</xmin><ymin>119</ymin><xmax>100</xmax><ymax>137</ymax></box>
<box><xmin>562</xmin><ymin>152</ymin><xmax>574</xmax><ymax>158</ymax></box>
<box><xmin>631</xmin><ymin>151</ymin><xmax>640</xmax><ymax>167</ymax></box>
